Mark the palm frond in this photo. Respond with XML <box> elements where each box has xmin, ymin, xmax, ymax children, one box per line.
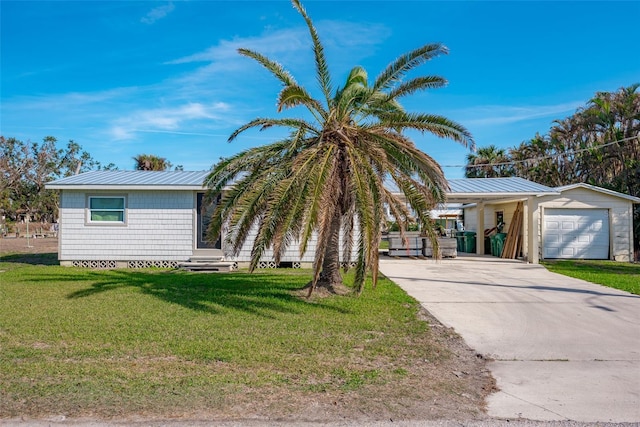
<box><xmin>277</xmin><ymin>85</ymin><xmax>327</xmax><ymax>120</ymax></box>
<box><xmin>386</xmin><ymin>75</ymin><xmax>447</xmax><ymax>101</ymax></box>
<box><xmin>376</xmin><ymin>112</ymin><xmax>475</xmax><ymax>149</ymax></box>
<box><xmin>373</xmin><ymin>43</ymin><xmax>447</xmax><ymax>92</ymax></box>
<box><xmin>291</xmin><ymin>0</ymin><xmax>333</xmax><ymax>106</ymax></box>
<box><xmin>228</xmin><ymin>117</ymin><xmax>320</xmax><ymax>142</ymax></box>
<box><xmin>299</xmin><ymin>145</ymin><xmax>337</xmax><ymax>254</ymax></box>
<box><xmin>238</xmin><ymin>48</ymin><xmax>297</xmax><ymax>87</ymax></box>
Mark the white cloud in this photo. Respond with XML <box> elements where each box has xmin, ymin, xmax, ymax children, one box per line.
<box><xmin>141</xmin><ymin>2</ymin><xmax>175</xmax><ymax>25</ymax></box>
<box><xmin>109</xmin><ymin>102</ymin><xmax>231</xmax><ymax>140</ymax></box>
<box><xmin>458</xmin><ymin>102</ymin><xmax>583</xmax><ymax>127</ymax></box>
<box><xmin>8</xmin><ymin>88</ymin><xmax>135</xmax><ymax>111</ymax></box>
<box><xmin>166</xmin><ymin>20</ymin><xmax>389</xmax><ymax>76</ymax></box>
<box><xmin>168</xmin><ymin>28</ymin><xmax>309</xmax><ymax>65</ymax></box>
<box><xmin>160</xmin><ymin>19</ymin><xmax>391</xmax><ymax>111</ymax></box>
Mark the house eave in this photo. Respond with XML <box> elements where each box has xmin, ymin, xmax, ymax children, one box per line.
<box><xmin>46</xmin><ymin>184</ymin><xmax>206</xmax><ymax>191</ymax></box>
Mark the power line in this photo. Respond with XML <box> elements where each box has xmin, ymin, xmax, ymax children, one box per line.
<box><xmin>443</xmin><ymin>135</ymin><xmax>638</xmax><ymax>169</ymax></box>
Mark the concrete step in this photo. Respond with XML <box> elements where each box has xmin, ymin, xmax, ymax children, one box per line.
<box><xmin>179</xmin><ymin>261</ymin><xmax>234</xmax><ymax>272</ymax></box>
<box><xmin>188</xmin><ymin>255</ymin><xmax>225</xmax><ymax>263</ymax></box>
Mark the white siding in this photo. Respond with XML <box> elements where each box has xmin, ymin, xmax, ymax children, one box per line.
<box><xmin>224</xmin><ymin>224</ymin><xmax>358</xmax><ymax>264</ymax></box>
<box><xmin>59</xmin><ymin>190</ymin><xmax>194</xmax><ymax>261</ymax></box>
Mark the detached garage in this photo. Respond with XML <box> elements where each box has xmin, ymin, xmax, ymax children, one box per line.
<box><xmin>538</xmin><ymin>183</ymin><xmax>640</xmax><ymax>262</ymax></box>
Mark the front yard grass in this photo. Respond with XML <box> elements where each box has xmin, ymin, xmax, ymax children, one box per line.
<box><xmin>542</xmin><ymin>260</ymin><xmax>640</xmax><ymax>295</ymax></box>
<box><xmin>0</xmin><ymin>253</ymin><xmax>490</xmax><ymax>421</ymax></box>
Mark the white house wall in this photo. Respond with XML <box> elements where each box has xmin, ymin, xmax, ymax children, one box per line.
<box><xmin>537</xmin><ymin>187</ymin><xmax>634</xmax><ymax>262</ymax></box>
<box><xmin>59</xmin><ymin>190</ymin><xmax>194</xmax><ymax>263</ymax></box>
<box><xmin>224</xmin><ymin>223</ymin><xmax>359</xmax><ymax>265</ymax></box>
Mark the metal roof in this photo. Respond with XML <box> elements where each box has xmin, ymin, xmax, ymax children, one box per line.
<box><xmin>46</xmin><ymin>170</ymin><xmax>210</xmax><ymax>190</ymax></box>
<box><xmin>47</xmin><ymin>172</ymin><xmax>561</xmax><ymax>202</ymax></box>
<box><xmin>444</xmin><ymin>178</ymin><xmax>559</xmax><ymax>202</ymax></box>
<box><xmin>448</xmin><ymin>177</ymin><xmax>556</xmax><ymax>194</ymax></box>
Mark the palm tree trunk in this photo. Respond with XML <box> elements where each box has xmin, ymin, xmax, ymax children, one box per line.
<box><xmin>312</xmin><ymin>210</ymin><xmax>349</xmax><ymax>295</ymax></box>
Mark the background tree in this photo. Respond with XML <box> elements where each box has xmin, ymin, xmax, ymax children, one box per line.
<box><xmin>205</xmin><ymin>0</ymin><xmax>473</xmax><ymax>295</ymax></box>
<box><xmin>0</xmin><ymin>136</ymin><xmax>114</xmax><ymax>223</ymax></box>
<box><xmin>133</xmin><ymin>154</ymin><xmax>182</xmax><ymax>171</ymax></box>
<box><xmin>464</xmin><ymin>144</ymin><xmax>513</xmax><ymax>178</ymax></box>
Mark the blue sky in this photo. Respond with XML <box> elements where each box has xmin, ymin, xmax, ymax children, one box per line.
<box><xmin>2</xmin><ymin>1</ymin><xmax>638</xmax><ymax>179</ymax></box>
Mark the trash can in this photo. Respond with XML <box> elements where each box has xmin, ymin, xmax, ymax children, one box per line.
<box><xmin>463</xmin><ymin>231</ymin><xmax>476</xmax><ymax>254</ymax></box>
<box><xmin>484</xmin><ymin>236</ymin><xmax>492</xmax><ymax>255</ymax></box>
<box><xmin>489</xmin><ymin>234</ymin><xmax>497</xmax><ymax>256</ymax></box>
<box><xmin>455</xmin><ymin>231</ymin><xmax>465</xmax><ymax>252</ymax></box>
<box><xmin>493</xmin><ymin>233</ymin><xmax>507</xmax><ymax>257</ymax></box>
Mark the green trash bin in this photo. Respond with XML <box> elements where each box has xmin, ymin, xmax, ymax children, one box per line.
<box><xmin>484</xmin><ymin>236</ymin><xmax>492</xmax><ymax>255</ymax></box>
<box><xmin>455</xmin><ymin>231</ymin><xmax>465</xmax><ymax>252</ymax></box>
<box><xmin>463</xmin><ymin>231</ymin><xmax>476</xmax><ymax>253</ymax></box>
<box><xmin>494</xmin><ymin>233</ymin><xmax>507</xmax><ymax>257</ymax></box>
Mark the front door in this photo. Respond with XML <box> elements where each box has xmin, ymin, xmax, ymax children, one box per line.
<box><xmin>196</xmin><ymin>193</ymin><xmax>221</xmax><ymax>249</ymax></box>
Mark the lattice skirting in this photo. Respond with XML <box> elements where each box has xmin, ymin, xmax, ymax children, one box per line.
<box><xmin>71</xmin><ymin>260</ymin><xmax>117</xmax><ymax>269</ymax></box>
<box><xmin>254</xmin><ymin>261</ymin><xmax>304</xmax><ymax>269</ymax></box>
<box><xmin>70</xmin><ymin>260</ymin><xmax>179</xmax><ymax>269</ymax></box>
<box><xmin>341</xmin><ymin>262</ymin><xmax>357</xmax><ymax>268</ymax></box>
<box><xmin>127</xmin><ymin>260</ymin><xmax>180</xmax><ymax>269</ymax></box>
<box><xmin>258</xmin><ymin>261</ymin><xmax>277</xmax><ymax>269</ymax></box>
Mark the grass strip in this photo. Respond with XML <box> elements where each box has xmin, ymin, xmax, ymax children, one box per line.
<box><xmin>542</xmin><ymin>260</ymin><xmax>640</xmax><ymax>295</ymax></box>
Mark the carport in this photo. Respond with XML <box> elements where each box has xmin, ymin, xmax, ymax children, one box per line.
<box><xmin>445</xmin><ymin>177</ymin><xmax>559</xmax><ymax>263</ymax></box>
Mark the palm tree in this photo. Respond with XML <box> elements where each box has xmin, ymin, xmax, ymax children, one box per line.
<box><xmin>205</xmin><ymin>0</ymin><xmax>473</xmax><ymax>295</ymax></box>
<box><xmin>464</xmin><ymin>145</ymin><xmax>512</xmax><ymax>178</ymax></box>
<box><xmin>133</xmin><ymin>154</ymin><xmax>172</xmax><ymax>171</ymax></box>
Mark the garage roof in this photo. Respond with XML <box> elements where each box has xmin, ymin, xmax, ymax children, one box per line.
<box><xmin>553</xmin><ymin>183</ymin><xmax>640</xmax><ymax>203</ymax></box>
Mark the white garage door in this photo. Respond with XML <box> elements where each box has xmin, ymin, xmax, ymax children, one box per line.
<box><xmin>543</xmin><ymin>209</ymin><xmax>609</xmax><ymax>259</ymax></box>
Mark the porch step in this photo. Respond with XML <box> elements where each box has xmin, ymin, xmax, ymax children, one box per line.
<box><xmin>188</xmin><ymin>255</ymin><xmax>225</xmax><ymax>263</ymax></box>
<box><xmin>179</xmin><ymin>255</ymin><xmax>234</xmax><ymax>272</ymax></box>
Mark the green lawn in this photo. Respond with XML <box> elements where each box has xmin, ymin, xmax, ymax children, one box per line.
<box><xmin>379</xmin><ymin>237</ymin><xmax>389</xmax><ymax>250</ymax></box>
<box><xmin>542</xmin><ymin>260</ymin><xmax>640</xmax><ymax>295</ymax></box>
<box><xmin>0</xmin><ymin>253</ymin><xmax>479</xmax><ymax>419</ymax></box>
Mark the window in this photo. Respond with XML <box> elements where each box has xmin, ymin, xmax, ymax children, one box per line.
<box><xmin>88</xmin><ymin>196</ymin><xmax>126</xmax><ymax>223</ymax></box>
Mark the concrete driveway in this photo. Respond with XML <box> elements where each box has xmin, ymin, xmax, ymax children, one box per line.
<box><xmin>379</xmin><ymin>254</ymin><xmax>640</xmax><ymax>423</ymax></box>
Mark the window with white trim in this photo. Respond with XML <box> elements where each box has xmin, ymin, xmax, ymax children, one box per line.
<box><xmin>88</xmin><ymin>196</ymin><xmax>126</xmax><ymax>223</ymax></box>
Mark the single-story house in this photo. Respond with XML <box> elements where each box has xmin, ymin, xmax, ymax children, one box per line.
<box><xmin>46</xmin><ymin>172</ymin><xmax>639</xmax><ymax>268</ymax></box>
<box><xmin>45</xmin><ymin>170</ymin><xmax>353</xmax><ymax>269</ymax></box>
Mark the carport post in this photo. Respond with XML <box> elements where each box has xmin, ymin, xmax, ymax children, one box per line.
<box><xmin>477</xmin><ymin>202</ymin><xmax>485</xmax><ymax>255</ymax></box>
<box><xmin>527</xmin><ymin>196</ymin><xmax>539</xmax><ymax>263</ymax></box>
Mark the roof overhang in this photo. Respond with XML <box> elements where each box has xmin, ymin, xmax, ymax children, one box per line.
<box><xmin>392</xmin><ymin>178</ymin><xmax>560</xmax><ymax>204</ymax></box>
<box><xmin>551</xmin><ymin>183</ymin><xmax>640</xmax><ymax>204</ymax></box>
<box><xmin>445</xmin><ymin>192</ymin><xmax>560</xmax><ymax>204</ymax></box>
<box><xmin>45</xmin><ymin>170</ymin><xmax>210</xmax><ymax>191</ymax></box>
<box><xmin>46</xmin><ymin>184</ymin><xmax>207</xmax><ymax>191</ymax></box>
